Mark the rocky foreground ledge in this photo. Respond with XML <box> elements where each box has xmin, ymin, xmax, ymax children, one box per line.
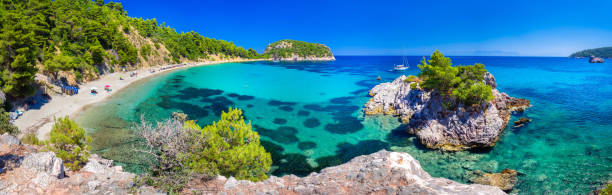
<box><xmin>0</xmin><ymin>134</ymin><xmax>506</xmax><ymax>194</ymax></box>
<box><xmin>364</xmin><ymin>72</ymin><xmax>530</xmax><ymax>151</ymax></box>
<box><xmin>187</xmin><ymin>150</ymin><xmax>505</xmax><ymax>194</ymax></box>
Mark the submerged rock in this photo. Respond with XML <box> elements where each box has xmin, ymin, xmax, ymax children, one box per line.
<box><xmin>364</xmin><ymin>72</ymin><xmax>530</xmax><ymax>151</ymax></box>
<box><xmin>513</xmin><ymin>117</ymin><xmax>531</xmax><ymax>128</ymax></box>
<box><xmin>184</xmin><ymin>150</ymin><xmax>506</xmax><ymax>194</ymax></box>
<box><xmin>470</xmin><ymin>168</ymin><xmax>518</xmax><ymax>191</ymax></box>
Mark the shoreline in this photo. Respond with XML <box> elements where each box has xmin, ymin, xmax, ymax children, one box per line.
<box><xmin>14</xmin><ymin>58</ymin><xmax>265</xmax><ymax>139</ymax></box>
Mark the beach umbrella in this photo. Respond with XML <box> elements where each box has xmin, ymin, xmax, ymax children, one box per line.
<box><xmin>105</xmin><ymin>85</ymin><xmax>110</xmax><ymax>88</ymax></box>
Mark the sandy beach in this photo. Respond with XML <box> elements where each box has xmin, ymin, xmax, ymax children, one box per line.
<box><xmin>14</xmin><ymin>59</ymin><xmax>264</xmax><ymax>139</ymax></box>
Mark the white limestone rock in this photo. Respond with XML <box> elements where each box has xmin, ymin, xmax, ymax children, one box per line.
<box><xmin>21</xmin><ymin>152</ymin><xmax>64</xmax><ymax>179</ymax></box>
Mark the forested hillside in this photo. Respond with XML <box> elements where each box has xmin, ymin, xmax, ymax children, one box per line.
<box><xmin>0</xmin><ymin>0</ymin><xmax>259</xmax><ymax>98</ymax></box>
<box><xmin>570</xmin><ymin>47</ymin><xmax>612</xmax><ymax>58</ymax></box>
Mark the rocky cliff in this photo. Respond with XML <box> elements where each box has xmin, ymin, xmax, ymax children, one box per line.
<box><xmin>0</xmin><ymin>133</ymin><xmax>505</xmax><ymax>194</ymax></box>
<box><xmin>364</xmin><ymin>72</ymin><xmax>530</xmax><ymax>151</ymax></box>
<box><xmin>264</xmin><ymin>39</ymin><xmax>335</xmax><ymax>61</ymax></box>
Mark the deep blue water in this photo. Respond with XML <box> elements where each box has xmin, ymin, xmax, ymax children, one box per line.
<box><xmin>76</xmin><ymin>56</ymin><xmax>612</xmax><ymax>194</ymax></box>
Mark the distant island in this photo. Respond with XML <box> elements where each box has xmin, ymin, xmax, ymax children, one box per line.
<box><xmin>569</xmin><ymin>46</ymin><xmax>612</xmax><ymax>58</ymax></box>
<box><xmin>264</xmin><ymin>40</ymin><xmax>335</xmax><ymax>61</ymax></box>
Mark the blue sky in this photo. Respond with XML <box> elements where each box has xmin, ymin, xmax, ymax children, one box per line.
<box><xmin>115</xmin><ymin>0</ymin><xmax>612</xmax><ymax>56</ymax></box>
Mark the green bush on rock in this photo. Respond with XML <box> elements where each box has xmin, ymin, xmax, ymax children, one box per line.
<box><xmin>417</xmin><ymin>50</ymin><xmax>494</xmax><ymax>107</ymax></box>
<box><xmin>183</xmin><ymin>108</ymin><xmax>272</xmax><ymax>181</ymax></box>
<box><xmin>46</xmin><ymin>116</ymin><xmax>92</xmax><ymax>170</ymax></box>
<box><xmin>135</xmin><ymin>108</ymin><xmax>271</xmax><ymax>193</ymax></box>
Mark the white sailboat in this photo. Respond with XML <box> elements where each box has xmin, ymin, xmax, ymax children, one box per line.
<box><xmin>393</xmin><ymin>56</ymin><xmax>409</xmax><ymax>71</ymax></box>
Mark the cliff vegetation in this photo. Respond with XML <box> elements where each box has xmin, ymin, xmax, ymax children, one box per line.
<box><xmin>0</xmin><ymin>0</ymin><xmax>261</xmax><ymax>99</ymax></box>
<box><xmin>135</xmin><ymin>108</ymin><xmax>271</xmax><ymax>193</ymax></box>
<box><xmin>417</xmin><ymin>50</ymin><xmax>494</xmax><ymax>107</ymax></box>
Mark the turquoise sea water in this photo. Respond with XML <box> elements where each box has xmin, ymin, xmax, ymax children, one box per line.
<box><xmin>76</xmin><ymin>56</ymin><xmax>612</xmax><ymax>194</ymax></box>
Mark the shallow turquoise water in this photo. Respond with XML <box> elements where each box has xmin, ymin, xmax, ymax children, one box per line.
<box><xmin>76</xmin><ymin>56</ymin><xmax>612</xmax><ymax>194</ymax></box>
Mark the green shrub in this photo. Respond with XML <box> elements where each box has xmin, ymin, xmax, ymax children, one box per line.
<box><xmin>183</xmin><ymin>108</ymin><xmax>272</xmax><ymax>181</ymax></box>
<box><xmin>141</xmin><ymin>44</ymin><xmax>152</xmax><ymax>61</ymax></box>
<box><xmin>135</xmin><ymin>108</ymin><xmax>271</xmax><ymax>192</ymax></box>
<box><xmin>410</xmin><ymin>82</ymin><xmax>418</xmax><ymax>89</ymax></box>
<box><xmin>404</xmin><ymin>75</ymin><xmax>421</xmax><ymax>83</ymax></box>
<box><xmin>601</xmin><ymin>183</ymin><xmax>612</xmax><ymax>195</ymax></box>
<box><xmin>21</xmin><ymin>133</ymin><xmax>42</xmax><ymax>145</ymax></box>
<box><xmin>90</xmin><ymin>45</ymin><xmax>107</xmax><ymax>65</ymax></box>
<box><xmin>405</xmin><ymin>75</ymin><xmax>422</xmax><ymax>90</ymax></box>
<box><xmin>451</xmin><ymin>82</ymin><xmax>494</xmax><ymax>106</ymax></box>
<box><xmin>123</xmin><ymin>26</ymin><xmax>130</xmax><ymax>34</ymax></box>
<box><xmin>0</xmin><ymin>109</ymin><xmax>18</xmax><ymax>135</ymax></box>
<box><xmin>47</xmin><ymin>116</ymin><xmax>92</xmax><ymax>170</ymax></box>
<box><xmin>74</xmin><ymin>71</ymin><xmax>83</xmax><ymax>82</ymax></box>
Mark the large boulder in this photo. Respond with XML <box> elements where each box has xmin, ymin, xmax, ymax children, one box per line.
<box><xmin>364</xmin><ymin>73</ymin><xmax>530</xmax><ymax>151</ymax></box>
<box><xmin>184</xmin><ymin>150</ymin><xmax>506</xmax><ymax>194</ymax></box>
<box><xmin>21</xmin><ymin>152</ymin><xmax>64</xmax><ymax>179</ymax></box>
<box><xmin>0</xmin><ymin>133</ymin><xmax>20</xmax><ymax>146</ymax></box>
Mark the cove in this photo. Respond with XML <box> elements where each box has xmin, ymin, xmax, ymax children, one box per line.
<box><xmin>76</xmin><ymin>56</ymin><xmax>612</xmax><ymax>194</ymax></box>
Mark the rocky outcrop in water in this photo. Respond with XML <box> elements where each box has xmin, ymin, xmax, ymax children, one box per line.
<box><xmin>590</xmin><ymin>56</ymin><xmax>605</xmax><ymax>63</ymax></box>
<box><xmin>184</xmin><ymin>150</ymin><xmax>505</xmax><ymax>194</ymax></box>
<box><xmin>364</xmin><ymin>72</ymin><xmax>530</xmax><ymax>151</ymax></box>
